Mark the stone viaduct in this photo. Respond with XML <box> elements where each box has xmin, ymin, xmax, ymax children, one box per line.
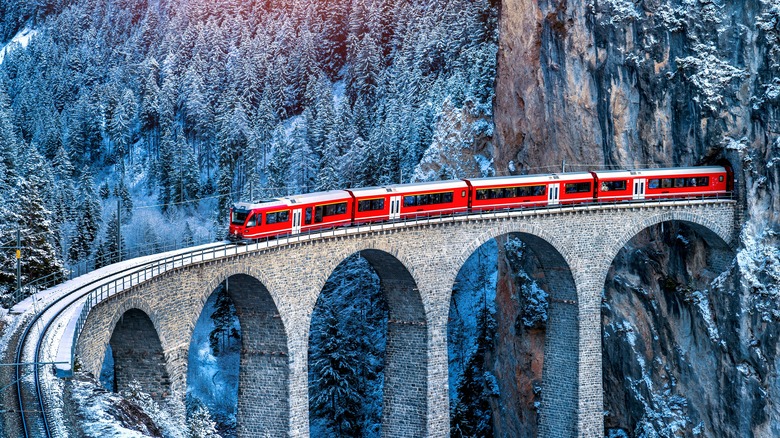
<box><xmin>72</xmin><ymin>199</ymin><xmax>737</xmax><ymax>437</ymax></box>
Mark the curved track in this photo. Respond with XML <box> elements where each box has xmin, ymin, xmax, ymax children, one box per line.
<box><xmin>13</xmin><ymin>242</ymin><xmax>231</xmax><ymax>437</ymax></box>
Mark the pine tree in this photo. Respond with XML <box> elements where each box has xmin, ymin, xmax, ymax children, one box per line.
<box><xmin>450</xmin><ymin>302</ymin><xmax>498</xmax><ymax>437</ymax></box>
<box><xmin>182</xmin><ymin>222</ymin><xmax>195</xmax><ymax>247</ymax></box>
<box><xmin>102</xmin><ymin>213</ymin><xmax>124</xmax><ymax>265</ymax></box>
<box><xmin>13</xmin><ymin>142</ymin><xmax>62</xmax><ymax>286</ymax></box>
<box><xmin>114</xmin><ymin>179</ymin><xmax>133</xmax><ymax>223</ymax></box>
<box><xmin>309</xmin><ymin>305</ymin><xmax>363</xmax><ymax>437</ymax></box>
<box><xmin>187</xmin><ymin>398</ymin><xmax>220</xmax><ymax>438</ymax></box>
<box><xmin>209</xmin><ymin>284</ymin><xmax>239</xmax><ymax>355</ymax></box>
<box><xmin>266</xmin><ymin>126</ymin><xmax>291</xmax><ymax>197</ymax></box>
<box><xmin>69</xmin><ymin>167</ymin><xmax>102</xmax><ymax>262</ymax></box>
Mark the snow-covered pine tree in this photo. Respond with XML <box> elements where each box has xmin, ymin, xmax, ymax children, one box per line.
<box><xmin>209</xmin><ymin>284</ymin><xmax>239</xmax><ymax>355</ymax></box>
<box><xmin>182</xmin><ymin>222</ymin><xmax>195</xmax><ymax>247</ymax></box>
<box><xmin>309</xmin><ymin>304</ymin><xmax>363</xmax><ymax>437</ymax></box>
<box><xmin>187</xmin><ymin>397</ymin><xmax>220</xmax><ymax>438</ymax></box>
<box><xmin>265</xmin><ymin>126</ymin><xmax>291</xmax><ymax>197</ymax></box>
<box><xmin>450</xmin><ymin>297</ymin><xmax>498</xmax><ymax>437</ymax></box>
<box><xmin>14</xmin><ymin>142</ymin><xmax>62</xmax><ymax>286</ymax></box>
<box><xmin>172</xmin><ymin>134</ymin><xmax>200</xmax><ymax>207</ymax></box>
<box><xmin>69</xmin><ymin>167</ymin><xmax>102</xmax><ymax>263</ymax></box>
<box><xmin>114</xmin><ymin>179</ymin><xmax>133</xmax><ymax>223</ymax></box>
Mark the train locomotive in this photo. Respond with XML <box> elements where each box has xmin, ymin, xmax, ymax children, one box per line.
<box><xmin>229</xmin><ymin>166</ymin><xmax>730</xmax><ymax>242</ymax></box>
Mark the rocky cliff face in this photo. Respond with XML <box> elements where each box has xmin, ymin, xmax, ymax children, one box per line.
<box><xmin>491</xmin><ymin>0</ymin><xmax>780</xmax><ymax>435</ymax></box>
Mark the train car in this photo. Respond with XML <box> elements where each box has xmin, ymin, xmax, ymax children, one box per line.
<box><xmin>592</xmin><ymin>166</ymin><xmax>728</xmax><ymax>202</ymax></box>
<box><xmin>229</xmin><ymin>190</ymin><xmax>353</xmax><ymax>241</ymax></box>
<box><xmin>465</xmin><ymin>172</ymin><xmax>595</xmax><ymax>211</ymax></box>
<box><xmin>348</xmin><ymin>186</ymin><xmax>392</xmax><ymax>225</ymax></box>
<box><xmin>383</xmin><ymin>180</ymin><xmax>470</xmax><ymax>219</ymax></box>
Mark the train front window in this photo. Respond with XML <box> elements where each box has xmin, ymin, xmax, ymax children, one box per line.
<box><xmin>232</xmin><ymin>210</ymin><xmax>249</xmax><ymax>225</ymax></box>
<box><xmin>246</xmin><ymin>214</ymin><xmax>257</xmax><ymax>227</ymax></box>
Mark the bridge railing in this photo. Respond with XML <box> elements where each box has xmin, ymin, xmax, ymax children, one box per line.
<box><xmin>7</xmin><ymin>236</ymin><xmax>215</xmax><ymax>307</ymax></box>
<box><xmin>64</xmin><ymin>194</ymin><xmax>736</xmax><ymax>375</ymax></box>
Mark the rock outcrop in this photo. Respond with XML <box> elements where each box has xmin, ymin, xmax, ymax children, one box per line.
<box><xmin>491</xmin><ymin>0</ymin><xmax>779</xmax><ymax>434</ymax></box>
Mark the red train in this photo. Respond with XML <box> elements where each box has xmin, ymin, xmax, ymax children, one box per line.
<box><xmin>229</xmin><ymin>166</ymin><xmax>730</xmax><ymax>242</ymax></box>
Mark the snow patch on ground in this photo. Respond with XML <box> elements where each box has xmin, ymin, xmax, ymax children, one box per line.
<box><xmin>0</xmin><ymin>27</ymin><xmax>36</xmax><ymax>65</ymax></box>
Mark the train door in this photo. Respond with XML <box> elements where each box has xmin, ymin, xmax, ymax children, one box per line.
<box><xmin>389</xmin><ymin>196</ymin><xmax>402</xmax><ymax>220</ymax></box>
<box><xmin>547</xmin><ymin>183</ymin><xmax>560</xmax><ymax>206</ymax></box>
<box><xmin>292</xmin><ymin>209</ymin><xmax>302</xmax><ymax>234</ymax></box>
<box><xmin>633</xmin><ymin>178</ymin><xmax>646</xmax><ymax>200</ymax></box>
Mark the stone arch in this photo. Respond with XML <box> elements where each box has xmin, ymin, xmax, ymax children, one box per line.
<box><xmin>107</xmin><ymin>306</ymin><xmax>171</xmax><ymax>400</ymax></box>
<box><xmin>600</xmin><ymin>211</ymin><xmax>738</xmax><ymax>435</ymax></box>
<box><xmin>606</xmin><ymin>210</ymin><xmax>735</xmax><ymax>282</ymax></box>
<box><xmin>449</xmin><ymin>222</ymin><xmax>581</xmax><ymax>436</ymax></box>
<box><xmin>311</xmin><ymin>246</ymin><xmax>427</xmax><ymax>437</ymax></box>
<box><xmin>189</xmin><ymin>271</ymin><xmax>289</xmax><ymax>437</ymax></box>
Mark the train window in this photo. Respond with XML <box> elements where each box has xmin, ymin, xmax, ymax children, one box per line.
<box><xmin>265</xmin><ymin>211</ymin><xmax>289</xmax><ymax>225</ymax></box>
<box><xmin>476</xmin><ymin>190</ymin><xmax>487</xmax><ymax>200</ymax></box>
<box><xmin>430</xmin><ymin>193</ymin><xmax>441</xmax><ymax>204</ymax></box>
<box><xmin>565</xmin><ymin>182</ymin><xmax>591</xmax><ymax>194</ymax></box>
<box><xmin>232</xmin><ymin>210</ymin><xmax>249</xmax><ymax>225</ymax></box>
<box><xmin>246</xmin><ymin>214</ymin><xmax>256</xmax><ymax>227</ymax></box>
<box><xmin>266</xmin><ymin>213</ymin><xmax>276</xmax><ymax>225</ymax></box>
<box><xmin>696</xmin><ymin>177</ymin><xmax>709</xmax><ymax>186</ymax></box>
<box><xmin>404</xmin><ymin>196</ymin><xmax>416</xmax><ymax>207</ymax></box>
<box><xmin>305</xmin><ymin>207</ymin><xmax>312</xmax><ymax>225</ymax></box>
<box><xmin>674</xmin><ymin>178</ymin><xmax>686</xmax><ymax>188</ymax></box>
<box><xmin>278</xmin><ymin>211</ymin><xmax>289</xmax><ymax>222</ymax></box>
<box><xmin>648</xmin><ymin>179</ymin><xmax>660</xmax><ymax>189</ymax></box>
<box><xmin>443</xmin><ymin>192</ymin><xmax>454</xmax><ymax>203</ymax></box>
<box><xmin>719</xmin><ymin>175</ymin><xmax>724</xmax><ymax>182</ymax></box>
<box><xmin>322</xmin><ymin>202</ymin><xmax>347</xmax><ymax>217</ymax></box>
<box><xmin>661</xmin><ymin>178</ymin><xmax>673</xmax><ymax>188</ymax></box>
<box><xmin>315</xmin><ymin>206</ymin><xmax>323</xmax><ymax>223</ymax></box>
<box><xmin>601</xmin><ymin>180</ymin><xmax>627</xmax><ymax>191</ymax></box>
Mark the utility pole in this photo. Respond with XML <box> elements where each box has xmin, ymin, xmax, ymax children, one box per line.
<box><xmin>1</xmin><ymin>230</ymin><xmax>24</xmax><ymax>298</ymax></box>
<box><xmin>116</xmin><ymin>199</ymin><xmax>122</xmax><ymax>263</ymax></box>
<box><xmin>15</xmin><ymin>230</ymin><xmax>20</xmax><ymax>293</ymax></box>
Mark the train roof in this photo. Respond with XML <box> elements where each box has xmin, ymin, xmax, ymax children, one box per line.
<box><xmin>592</xmin><ymin>166</ymin><xmax>726</xmax><ymax>179</ymax></box>
<box><xmin>464</xmin><ymin>172</ymin><xmax>593</xmax><ymax>187</ymax></box>
<box><xmin>233</xmin><ymin>190</ymin><xmax>351</xmax><ymax>210</ymax></box>
<box><xmin>346</xmin><ymin>186</ymin><xmax>389</xmax><ymax>198</ymax></box>
<box><xmin>385</xmin><ymin>179</ymin><xmax>469</xmax><ymax>194</ymax></box>
<box><xmin>347</xmin><ymin>180</ymin><xmax>469</xmax><ymax>197</ymax></box>
<box><xmin>282</xmin><ymin>190</ymin><xmax>352</xmax><ymax>205</ymax></box>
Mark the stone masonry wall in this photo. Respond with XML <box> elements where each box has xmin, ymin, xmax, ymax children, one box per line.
<box><xmin>109</xmin><ymin>309</ymin><xmax>171</xmax><ymax>400</ymax></box>
<box><xmin>74</xmin><ymin>201</ymin><xmax>736</xmax><ymax>437</ymax></box>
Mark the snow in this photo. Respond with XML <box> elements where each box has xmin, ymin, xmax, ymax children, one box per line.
<box><xmin>68</xmin><ymin>376</ymin><xmax>148</xmax><ymax>437</ymax></box>
<box><xmin>603</xmin><ymin>0</ymin><xmax>641</xmax><ymax>23</ymax></box>
<box><xmin>690</xmin><ymin>290</ymin><xmax>721</xmax><ymax>344</ymax></box>
<box><xmin>674</xmin><ymin>44</ymin><xmax>749</xmax><ymax>112</ymax></box>
<box><xmin>0</xmin><ymin>27</ymin><xmax>36</xmax><ymax>65</ymax></box>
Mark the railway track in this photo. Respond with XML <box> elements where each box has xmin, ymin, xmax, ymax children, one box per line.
<box><xmin>12</xmin><ymin>241</ymin><xmax>232</xmax><ymax>437</ymax></box>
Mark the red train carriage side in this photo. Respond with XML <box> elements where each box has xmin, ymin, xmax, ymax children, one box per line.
<box><xmin>347</xmin><ymin>186</ymin><xmax>393</xmax><ymax>224</ymax></box>
<box><xmin>229</xmin><ymin>190</ymin><xmax>353</xmax><ymax>241</ymax></box>
<box><xmin>465</xmin><ymin>172</ymin><xmax>595</xmax><ymax>211</ymax></box>
<box><xmin>592</xmin><ymin>166</ymin><xmax>728</xmax><ymax>202</ymax></box>
<box><xmin>389</xmin><ymin>180</ymin><xmax>470</xmax><ymax>219</ymax></box>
